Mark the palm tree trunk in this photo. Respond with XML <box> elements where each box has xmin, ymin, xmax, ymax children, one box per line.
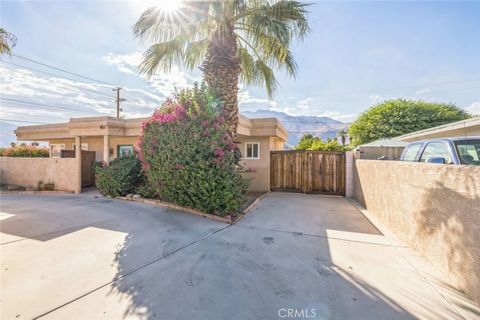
<box><xmin>201</xmin><ymin>26</ymin><xmax>240</xmax><ymax>134</ymax></box>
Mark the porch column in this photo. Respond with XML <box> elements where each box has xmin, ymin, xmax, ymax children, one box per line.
<box><xmin>75</xmin><ymin>136</ymin><xmax>82</xmax><ymax>194</ymax></box>
<box><xmin>103</xmin><ymin>135</ymin><xmax>109</xmax><ymax>164</ymax></box>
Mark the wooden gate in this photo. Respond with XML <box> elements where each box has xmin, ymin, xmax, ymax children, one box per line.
<box><xmin>270</xmin><ymin>151</ymin><xmax>345</xmax><ymax>195</ymax></box>
<box><xmin>81</xmin><ymin>151</ymin><xmax>96</xmax><ymax>187</ymax></box>
<box><xmin>61</xmin><ymin>150</ymin><xmax>96</xmax><ymax>187</ymax></box>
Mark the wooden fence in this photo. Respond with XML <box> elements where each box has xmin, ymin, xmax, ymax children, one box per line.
<box><xmin>270</xmin><ymin>150</ymin><xmax>345</xmax><ymax>195</ymax></box>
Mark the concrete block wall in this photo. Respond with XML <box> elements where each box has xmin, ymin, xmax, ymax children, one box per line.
<box><xmin>353</xmin><ymin>159</ymin><xmax>480</xmax><ymax>304</ymax></box>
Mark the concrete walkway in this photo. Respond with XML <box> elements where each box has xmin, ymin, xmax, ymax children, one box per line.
<box><xmin>1</xmin><ymin>192</ymin><xmax>478</xmax><ymax>320</ymax></box>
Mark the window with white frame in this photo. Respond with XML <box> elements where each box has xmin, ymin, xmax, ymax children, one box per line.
<box><xmin>245</xmin><ymin>142</ymin><xmax>260</xmax><ymax>159</ymax></box>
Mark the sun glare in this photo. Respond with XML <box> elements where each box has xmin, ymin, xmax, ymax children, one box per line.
<box><xmin>161</xmin><ymin>0</ymin><xmax>183</xmax><ymax>12</ymax></box>
<box><xmin>131</xmin><ymin>0</ymin><xmax>183</xmax><ymax>14</ymax></box>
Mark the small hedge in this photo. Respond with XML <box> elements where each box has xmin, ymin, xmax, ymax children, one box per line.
<box><xmin>95</xmin><ymin>156</ymin><xmax>143</xmax><ymax>197</ymax></box>
<box><xmin>0</xmin><ymin>145</ymin><xmax>49</xmax><ymax>157</ymax></box>
<box><xmin>138</xmin><ymin>84</ymin><xmax>248</xmax><ymax>216</ymax></box>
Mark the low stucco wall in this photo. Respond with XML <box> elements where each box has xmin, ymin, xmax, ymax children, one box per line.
<box><xmin>0</xmin><ymin>157</ymin><xmax>77</xmax><ymax>192</ymax></box>
<box><xmin>353</xmin><ymin>160</ymin><xmax>480</xmax><ymax>303</ymax></box>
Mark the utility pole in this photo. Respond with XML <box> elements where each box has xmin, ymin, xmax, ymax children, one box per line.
<box><xmin>113</xmin><ymin>87</ymin><xmax>126</xmax><ymax>118</ymax></box>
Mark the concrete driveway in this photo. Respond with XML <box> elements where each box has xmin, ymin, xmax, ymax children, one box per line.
<box><xmin>1</xmin><ymin>192</ymin><xmax>478</xmax><ymax>320</ymax></box>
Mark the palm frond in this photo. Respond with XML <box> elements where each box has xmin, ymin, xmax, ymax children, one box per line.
<box><xmin>0</xmin><ymin>28</ymin><xmax>17</xmax><ymax>56</ymax></box>
<box><xmin>255</xmin><ymin>59</ymin><xmax>278</xmax><ymax>97</ymax></box>
<box><xmin>184</xmin><ymin>39</ymin><xmax>209</xmax><ymax>69</ymax></box>
<box><xmin>236</xmin><ymin>0</ymin><xmax>310</xmax><ymax>40</ymax></box>
<box><xmin>238</xmin><ymin>46</ymin><xmax>278</xmax><ymax>97</ymax></box>
<box><xmin>139</xmin><ymin>37</ymin><xmax>186</xmax><ymax>77</ymax></box>
<box><xmin>132</xmin><ymin>2</ymin><xmax>212</xmax><ymax>43</ymax></box>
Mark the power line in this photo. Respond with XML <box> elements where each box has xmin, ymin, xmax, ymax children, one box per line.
<box><xmin>12</xmin><ymin>54</ymin><xmax>118</xmax><ymax>87</ymax></box>
<box><xmin>0</xmin><ymin>61</ymin><xmax>115</xmax><ymax>100</ymax></box>
<box><xmin>0</xmin><ymin>110</ymin><xmax>67</xmax><ymax>120</ymax></box>
<box><xmin>1</xmin><ymin>119</ymin><xmax>49</xmax><ymax>125</ymax></box>
<box><xmin>0</xmin><ymin>97</ymin><xmax>101</xmax><ymax>115</ymax></box>
<box><xmin>1</xmin><ymin>106</ymin><xmax>70</xmax><ymax>120</ymax></box>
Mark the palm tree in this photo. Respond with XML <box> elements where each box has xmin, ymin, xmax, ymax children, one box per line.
<box><xmin>133</xmin><ymin>1</ymin><xmax>310</xmax><ymax>133</ymax></box>
<box><xmin>337</xmin><ymin>129</ymin><xmax>348</xmax><ymax>146</ymax></box>
<box><xmin>0</xmin><ymin>28</ymin><xmax>17</xmax><ymax>56</ymax></box>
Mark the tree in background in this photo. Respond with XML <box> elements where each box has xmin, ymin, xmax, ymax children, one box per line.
<box><xmin>133</xmin><ymin>1</ymin><xmax>310</xmax><ymax>133</ymax></box>
<box><xmin>337</xmin><ymin>129</ymin><xmax>348</xmax><ymax>146</ymax></box>
<box><xmin>349</xmin><ymin>99</ymin><xmax>470</xmax><ymax>146</ymax></box>
<box><xmin>0</xmin><ymin>28</ymin><xmax>17</xmax><ymax>56</ymax></box>
<box><xmin>296</xmin><ymin>134</ymin><xmax>350</xmax><ymax>152</ymax></box>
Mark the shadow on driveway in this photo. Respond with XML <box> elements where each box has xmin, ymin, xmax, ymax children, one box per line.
<box><xmin>1</xmin><ymin>192</ymin><xmax>477</xmax><ymax>319</ymax></box>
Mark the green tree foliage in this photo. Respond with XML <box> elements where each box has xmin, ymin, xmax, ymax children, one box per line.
<box><xmin>295</xmin><ymin>134</ymin><xmax>350</xmax><ymax>152</ymax></box>
<box><xmin>138</xmin><ymin>85</ymin><xmax>248</xmax><ymax>216</ymax></box>
<box><xmin>133</xmin><ymin>1</ymin><xmax>310</xmax><ymax>132</ymax></box>
<box><xmin>349</xmin><ymin>99</ymin><xmax>470</xmax><ymax>145</ymax></box>
<box><xmin>95</xmin><ymin>156</ymin><xmax>143</xmax><ymax>197</ymax></box>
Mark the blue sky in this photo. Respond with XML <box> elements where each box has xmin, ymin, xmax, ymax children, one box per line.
<box><xmin>1</xmin><ymin>0</ymin><xmax>479</xmax><ymax>126</ymax></box>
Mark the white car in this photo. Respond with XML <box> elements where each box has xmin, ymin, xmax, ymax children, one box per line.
<box><xmin>400</xmin><ymin>137</ymin><xmax>480</xmax><ymax>165</ymax></box>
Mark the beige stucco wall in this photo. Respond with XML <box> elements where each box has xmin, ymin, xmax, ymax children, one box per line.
<box><xmin>238</xmin><ymin>136</ymin><xmax>284</xmax><ymax>192</ymax></box>
<box><xmin>353</xmin><ymin>159</ymin><xmax>480</xmax><ymax>303</ymax></box>
<box><xmin>0</xmin><ymin>157</ymin><xmax>77</xmax><ymax>192</ymax></box>
<box><xmin>44</xmin><ymin>135</ymin><xmax>282</xmax><ymax>192</ymax></box>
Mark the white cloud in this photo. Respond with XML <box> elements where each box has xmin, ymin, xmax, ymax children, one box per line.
<box><xmin>102</xmin><ymin>52</ymin><xmax>143</xmax><ymax>71</ymax></box>
<box><xmin>238</xmin><ymin>90</ymin><xmax>277</xmax><ymax>108</ymax></box>
<box><xmin>415</xmin><ymin>88</ymin><xmax>430</xmax><ymax>95</ymax></box>
<box><xmin>0</xmin><ymin>65</ymin><xmax>163</xmax><ymax>123</ymax></box>
<box><xmin>102</xmin><ymin>52</ymin><xmax>202</xmax><ymax>97</ymax></box>
<box><xmin>465</xmin><ymin>101</ymin><xmax>480</xmax><ymax>115</ymax></box>
<box><xmin>314</xmin><ymin>111</ymin><xmax>357</xmax><ymax>122</ymax></box>
<box><xmin>369</xmin><ymin>94</ymin><xmax>383</xmax><ymax>104</ymax></box>
<box><xmin>296</xmin><ymin>97</ymin><xmax>315</xmax><ymax>110</ymax></box>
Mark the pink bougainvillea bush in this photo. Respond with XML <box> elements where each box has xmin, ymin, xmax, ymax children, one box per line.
<box><xmin>138</xmin><ymin>84</ymin><xmax>248</xmax><ymax>216</ymax></box>
<box><xmin>0</xmin><ymin>144</ymin><xmax>49</xmax><ymax>157</ymax></box>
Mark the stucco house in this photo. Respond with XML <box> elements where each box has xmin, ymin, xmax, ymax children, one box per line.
<box><xmin>396</xmin><ymin>116</ymin><xmax>480</xmax><ymax>142</ymax></box>
<box><xmin>13</xmin><ymin>114</ymin><xmax>287</xmax><ymax>192</ymax></box>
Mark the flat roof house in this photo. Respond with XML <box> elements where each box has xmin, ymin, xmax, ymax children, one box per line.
<box><xmin>13</xmin><ymin>114</ymin><xmax>288</xmax><ymax>192</ymax></box>
<box><xmin>397</xmin><ymin>116</ymin><xmax>480</xmax><ymax>142</ymax></box>
<box><xmin>356</xmin><ymin>117</ymin><xmax>480</xmax><ymax>160</ymax></box>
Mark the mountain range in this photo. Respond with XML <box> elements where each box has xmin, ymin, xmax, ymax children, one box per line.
<box><xmin>241</xmin><ymin>110</ymin><xmax>349</xmax><ymax>147</ymax></box>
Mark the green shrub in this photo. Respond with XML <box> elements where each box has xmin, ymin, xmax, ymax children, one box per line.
<box><xmin>138</xmin><ymin>84</ymin><xmax>248</xmax><ymax>216</ymax></box>
<box><xmin>0</xmin><ymin>144</ymin><xmax>49</xmax><ymax>157</ymax></box>
<box><xmin>95</xmin><ymin>156</ymin><xmax>143</xmax><ymax>197</ymax></box>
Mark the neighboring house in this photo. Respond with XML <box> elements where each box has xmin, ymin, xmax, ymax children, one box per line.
<box><xmin>14</xmin><ymin>114</ymin><xmax>287</xmax><ymax>192</ymax></box>
<box><xmin>357</xmin><ymin>139</ymin><xmax>407</xmax><ymax>160</ymax></box>
<box><xmin>357</xmin><ymin>117</ymin><xmax>480</xmax><ymax>160</ymax></box>
<box><xmin>396</xmin><ymin>116</ymin><xmax>480</xmax><ymax>142</ymax></box>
